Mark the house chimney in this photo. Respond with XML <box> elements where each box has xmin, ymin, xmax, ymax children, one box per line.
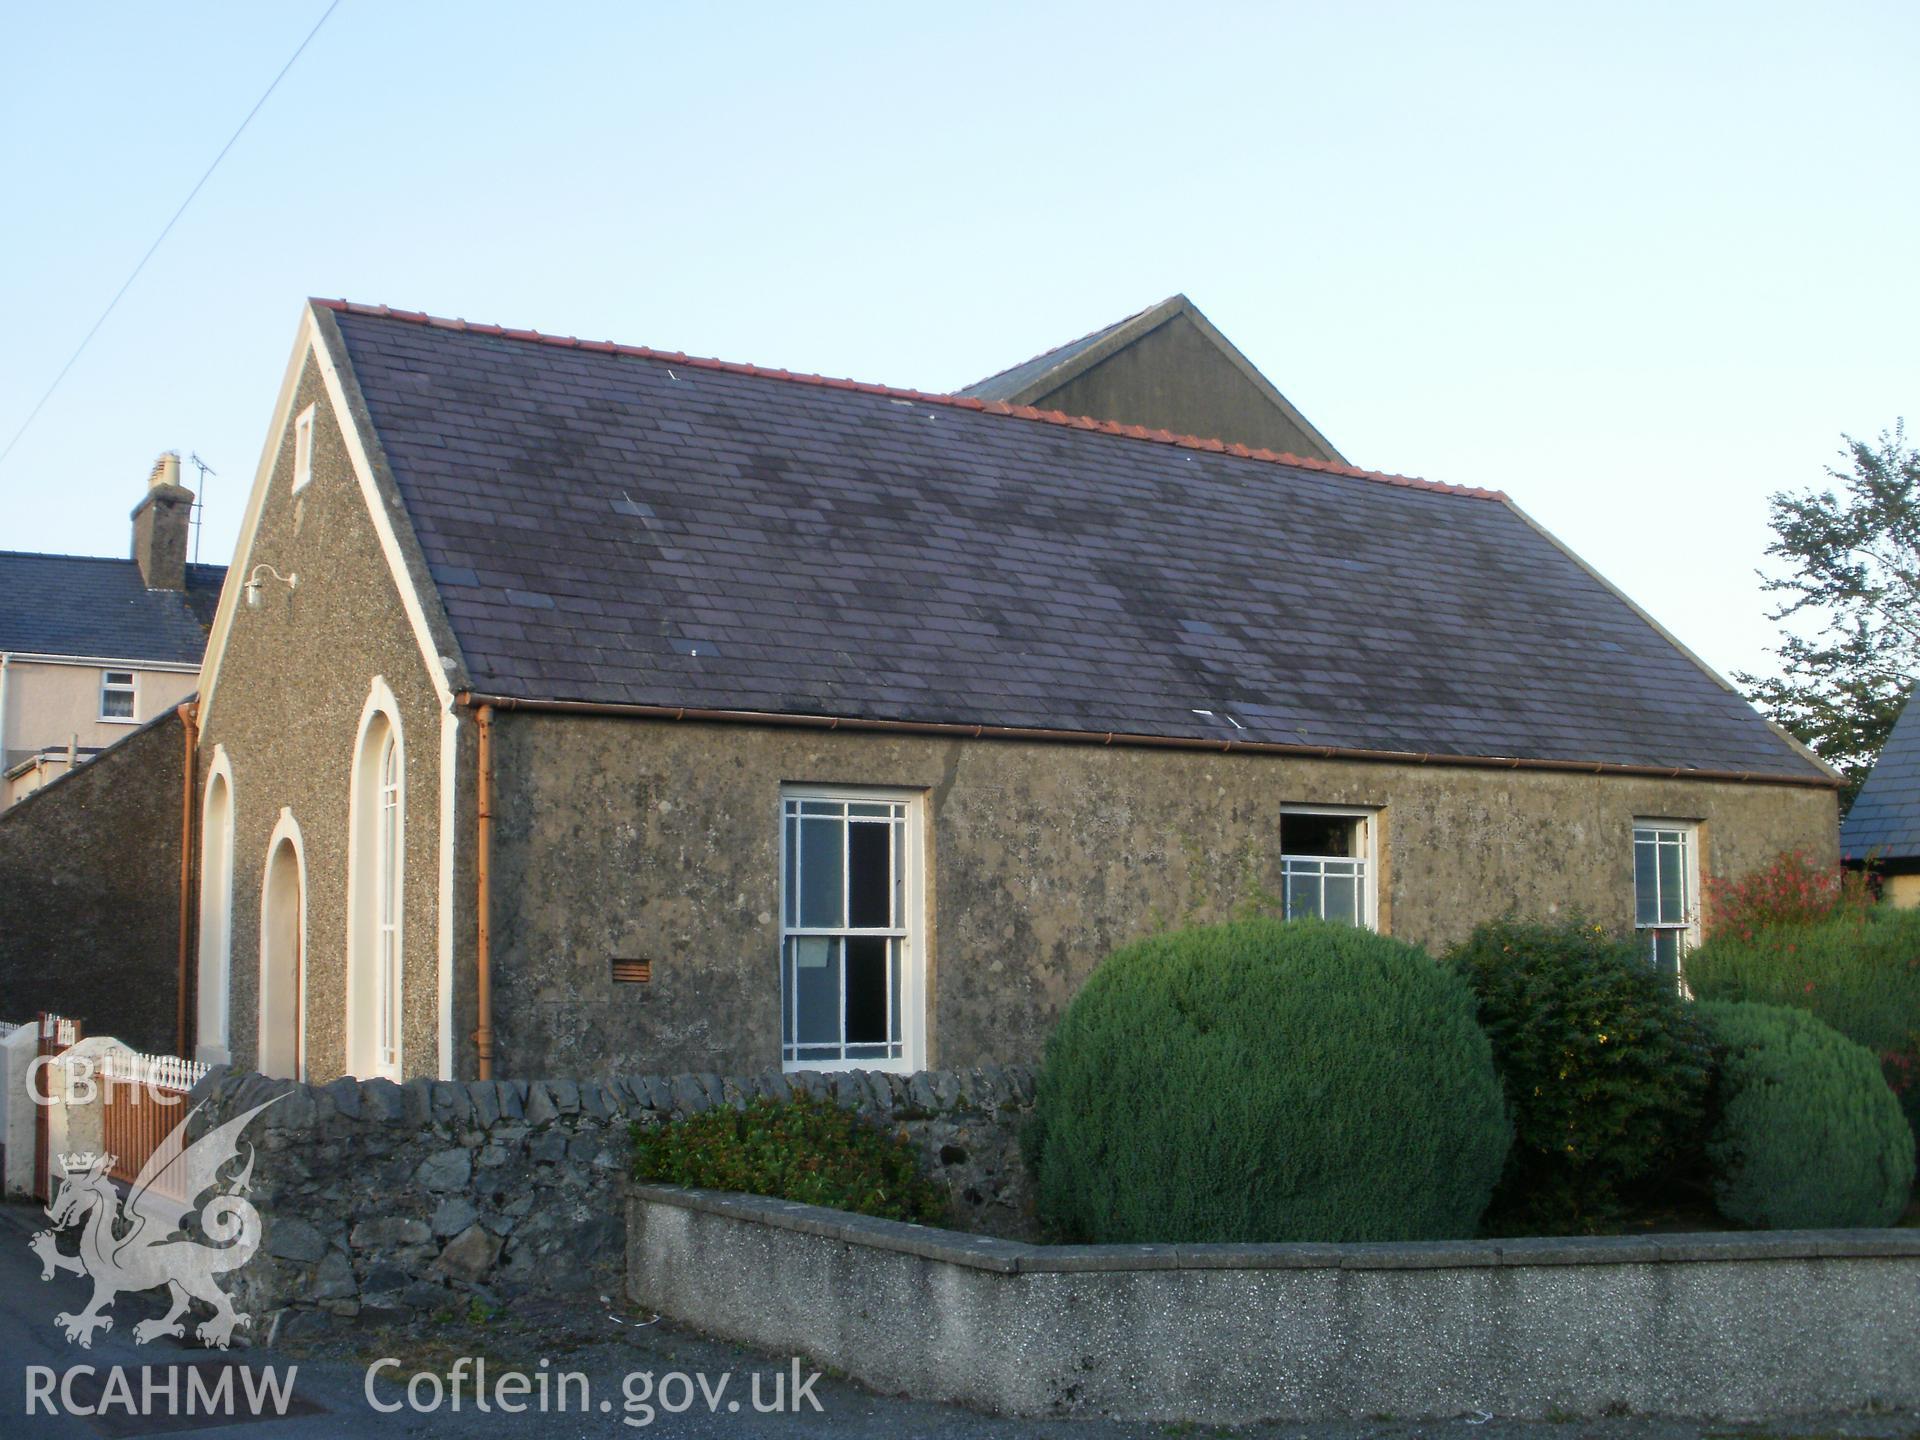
<box><xmin>130</xmin><ymin>452</ymin><xmax>194</xmax><ymax>591</ymax></box>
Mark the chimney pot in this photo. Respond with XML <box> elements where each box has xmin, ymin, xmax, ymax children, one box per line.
<box><xmin>130</xmin><ymin>450</ymin><xmax>194</xmax><ymax>591</ymax></box>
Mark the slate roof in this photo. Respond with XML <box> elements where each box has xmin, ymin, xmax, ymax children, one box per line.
<box><xmin>323</xmin><ymin>301</ymin><xmax>1828</xmax><ymax>781</ymax></box>
<box><xmin>0</xmin><ymin>553</ymin><xmax>225</xmax><ymax>663</ymax></box>
<box><xmin>1840</xmin><ymin>682</ymin><xmax>1920</xmax><ymax>857</ymax></box>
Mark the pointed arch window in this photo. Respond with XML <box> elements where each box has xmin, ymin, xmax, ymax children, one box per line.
<box><xmin>196</xmin><ymin>759</ymin><xmax>235</xmax><ymax>1064</ymax></box>
<box><xmin>376</xmin><ymin>731</ymin><xmax>401</xmax><ymax>1072</ymax></box>
<box><xmin>349</xmin><ymin>686</ymin><xmax>404</xmax><ymax>1080</ymax></box>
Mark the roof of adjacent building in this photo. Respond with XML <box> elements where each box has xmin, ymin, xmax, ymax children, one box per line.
<box><xmin>955</xmin><ymin>294</ymin><xmax>1346</xmax><ymax>464</ymax></box>
<box><xmin>957</xmin><ymin>304</ymin><xmax>1152</xmax><ymax>404</ymax></box>
<box><xmin>321</xmin><ymin>300</ymin><xmax>1829</xmax><ymax>782</ymax></box>
<box><xmin>0</xmin><ymin>553</ymin><xmax>225</xmax><ymax>664</ymax></box>
<box><xmin>1840</xmin><ymin>682</ymin><xmax>1920</xmax><ymax>857</ymax></box>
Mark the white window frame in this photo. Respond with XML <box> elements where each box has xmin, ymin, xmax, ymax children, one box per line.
<box><xmin>195</xmin><ymin>748</ymin><xmax>236</xmax><ymax>1065</ymax></box>
<box><xmin>292</xmin><ymin>403</ymin><xmax>316</xmax><ymax>493</ymax></box>
<box><xmin>346</xmin><ymin>679</ymin><xmax>405</xmax><ymax>1081</ymax></box>
<box><xmin>1633</xmin><ymin>820</ymin><xmax>1700</xmax><ymax>984</ymax></box>
<box><xmin>98</xmin><ymin>669</ymin><xmax>137</xmax><ymax>722</ymax></box>
<box><xmin>779</xmin><ymin>786</ymin><xmax>925</xmax><ymax>1073</ymax></box>
<box><xmin>376</xmin><ymin>731</ymin><xmax>402</xmax><ymax>1073</ymax></box>
<box><xmin>1279</xmin><ymin>805</ymin><xmax>1379</xmax><ymax>930</ymax></box>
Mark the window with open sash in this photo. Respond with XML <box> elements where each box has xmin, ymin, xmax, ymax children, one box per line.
<box><xmin>1280</xmin><ymin>810</ymin><xmax>1373</xmax><ymax>928</ymax></box>
<box><xmin>1634</xmin><ymin>822</ymin><xmax>1697</xmax><ymax>982</ymax></box>
<box><xmin>781</xmin><ymin>793</ymin><xmax>917</xmax><ymax>1070</ymax></box>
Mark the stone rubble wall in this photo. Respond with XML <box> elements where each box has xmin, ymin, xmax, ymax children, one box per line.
<box><xmin>181</xmin><ymin>1063</ymin><xmax>1035</xmax><ymax>1342</ymax></box>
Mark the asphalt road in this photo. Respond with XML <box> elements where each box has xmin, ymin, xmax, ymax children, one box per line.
<box><xmin>2</xmin><ymin>1200</ymin><xmax>1916</xmax><ymax>1439</ymax></box>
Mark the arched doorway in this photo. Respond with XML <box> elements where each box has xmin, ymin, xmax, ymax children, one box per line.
<box><xmin>195</xmin><ymin>758</ymin><xmax>235</xmax><ymax>1064</ymax></box>
<box><xmin>258</xmin><ymin>814</ymin><xmax>305</xmax><ymax>1079</ymax></box>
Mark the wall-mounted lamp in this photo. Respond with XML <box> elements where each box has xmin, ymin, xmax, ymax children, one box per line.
<box><xmin>244</xmin><ymin>563</ymin><xmax>299</xmax><ymax>609</ymax></box>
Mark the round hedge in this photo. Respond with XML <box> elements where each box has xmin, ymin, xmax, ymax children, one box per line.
<box><xmin>1027</xmin><ymin>918</ymin><xmax>1511</xmax><ymax>1243</ymax></box>
<box><xmin>1699</xmin><ymin>1000</ymin><xmax>1914</xmax><ymax>1229</ymax></box>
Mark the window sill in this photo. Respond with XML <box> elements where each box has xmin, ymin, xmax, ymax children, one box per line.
<box><xmin>98</xmin><ymin>716</ymin><xmax>141</xmax><ymax>725</ymax></box>
<box><xmin>782</xmin><ymin>1058</ymin><xmax>915</xmax><ymax>1076</ymax></box>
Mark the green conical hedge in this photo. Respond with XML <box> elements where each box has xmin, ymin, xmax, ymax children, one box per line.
<box><xmin>1026</xmin><ymin>918</ymin><xmax>1511</xmax><ymax>1243</ymax></box>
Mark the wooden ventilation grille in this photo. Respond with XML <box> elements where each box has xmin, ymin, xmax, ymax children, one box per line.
<box><xmin>611</xmin><ymin>957</ymin><xmax>652</xmax><ymax>984</ymax></box>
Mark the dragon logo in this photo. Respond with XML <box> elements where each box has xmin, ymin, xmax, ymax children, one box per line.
<box><xmin>30</xmin><ymin>1097</ymin><xmax>282</xmax><ymax>1349</ymax></box>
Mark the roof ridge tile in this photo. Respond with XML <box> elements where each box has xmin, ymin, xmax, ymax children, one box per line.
<box><xmin>312</xmin><ymin>298</ymin><xmax>1507</xmax><ymax>502</ymax></box>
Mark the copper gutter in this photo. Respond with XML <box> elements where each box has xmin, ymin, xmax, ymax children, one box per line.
<box><xmin>175</xmin><ymin>700</ymin><xmax>199</xmax><ymax>1059</ymax></box>
<box><xmin>455</xmin><ymin>692</ymin><xmax>1840</xmax><ymax>791</ymax></box>
<box><xmin>474</xmin><ymin>704</ymin><xmax>496</xmax><ymax>1080</ymax></box>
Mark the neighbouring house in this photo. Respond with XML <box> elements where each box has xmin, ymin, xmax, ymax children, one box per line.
<box><xmin>1839</xmin><ymin>680</ymin><xmax>1920</xmax><ymax>904</ymax></box>
<box><xmin>180</xmin><ymin>297</ymin><xmax>1837</xmax><ymax>1087</ymax></box>
<box><xmin>0</xmin><ymin>453</ymin><xmax>224</xmax><ymax>808</ymax></box>
<box><xmin>0</xmin><ymin>703</ymin><xmax>194</xmax><ymax>1053</ymax></box>
<box><xmin>955</xmin><ymin>293</ymin><xmax>1345</xmax><ymax>463</ymax></box>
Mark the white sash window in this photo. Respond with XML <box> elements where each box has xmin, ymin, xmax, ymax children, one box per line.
<box><xmin>780</xmin><ymin>791</ymin><xmax>923</xmax><ymax>1072</ymax></box>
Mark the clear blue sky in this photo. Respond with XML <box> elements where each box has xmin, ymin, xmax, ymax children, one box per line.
<box><xmin>4</xmin><ymin>2</ymin><xmax>1915</xmax><ymax>684</ymax></box>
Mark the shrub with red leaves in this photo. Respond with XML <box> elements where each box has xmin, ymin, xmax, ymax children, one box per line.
<box><xmin>1703</xmin><ymin>850</ymin><xmax>1873</xmax><ymax>942</ymax></box>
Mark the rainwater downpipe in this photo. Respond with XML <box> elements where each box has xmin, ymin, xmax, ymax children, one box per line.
<box><xmin>474</xmin><ymin>704</ymin><xmax>495</xmax><ymax>1080</ymax></box>
<box><xmin>176</xmin><ymin>701</ymin><xmax>198</xmax><ymax>1059</ymax></box>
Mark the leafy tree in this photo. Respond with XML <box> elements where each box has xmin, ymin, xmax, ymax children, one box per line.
<box><xmin>1736</xmin><ymin>425</ymin><xmax>1920</xmax><ymax>804</ymax></box>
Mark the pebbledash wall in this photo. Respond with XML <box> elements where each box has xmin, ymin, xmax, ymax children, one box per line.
<box><xmin>180</xmin><ymin>1061</ymin><xmax>1033</xmax><ymax>1342</ymax></box>
<box><xmin>487</xmin><ymin>709</ymin><xmax>1837</xmax><ymax>1075</ymax></box>
<box><xmin>629</xmin><ymin>1187</ymin><xmax>1920</xmax><ymax>1425</ymax></box>
<box><xmin>194</xmin><ymin>342</ymin><xmax>459</xmax><ymax>1082</ymax></box>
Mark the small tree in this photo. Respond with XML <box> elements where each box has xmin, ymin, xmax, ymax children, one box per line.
<box><xmin>1735</xmin><ymin>425</ymin><xmax>1920</xmax><ymax>805</ymax></box>
<box><xmin>1447</xmin><ymin>919</ymin><xmax>1712</xmax><ymax>1232</ymax></box>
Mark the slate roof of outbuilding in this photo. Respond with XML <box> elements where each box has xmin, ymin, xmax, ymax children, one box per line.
<box><xmin>322</xmin><ymin>301</ymin><xmax>1828</xmax><ymax>781</ymax></box>
<box><xmin>0</xmin><ymin>553</ymin><xmax>225</xmax><ymax>663</ymax></box>
<box><xmin>1840</xmin><ymin>682</ymin><xmax>1920</xmax><ymax>857</ymax></box>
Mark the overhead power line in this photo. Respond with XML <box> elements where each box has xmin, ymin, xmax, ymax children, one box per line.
<box><xmin>0</xmin><ymin>0</ymin><xmax>343</xmax><ymax>472</ymax></box>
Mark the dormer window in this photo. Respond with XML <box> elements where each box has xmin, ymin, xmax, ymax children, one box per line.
<box><xmin>292</xmin><ymin>403</ymin><xmax>316</xmax><ymax>492</ymax></box>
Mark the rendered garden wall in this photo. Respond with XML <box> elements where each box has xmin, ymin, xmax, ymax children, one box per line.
<box><xmin>629</xmin><ymin>1184</ymin><xmax>1920</xmax><ymax>1425</ymax></box>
